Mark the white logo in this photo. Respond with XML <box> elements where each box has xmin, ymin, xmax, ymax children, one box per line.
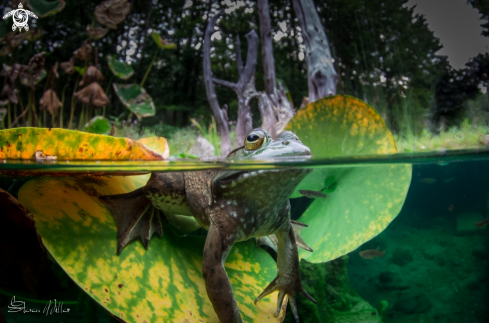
<box><xmin>2</xmin><ymin>3</ymin><xmax>37</xmax><ymax>32</ymax></box>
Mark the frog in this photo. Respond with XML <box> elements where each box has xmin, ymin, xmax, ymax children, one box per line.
<box><xmin>100</xmin><ymin>128</ymin><xmax>316</xmax><ymax>323</ymax></box>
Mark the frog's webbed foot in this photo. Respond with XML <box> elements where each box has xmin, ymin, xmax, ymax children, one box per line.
<box><xmin>100</xmin><ymin>188</ymin><xmax>162</xmax><ymax>255</ymax></box>
<box><xmin>291</xmin><ymin>220</ymin><xmax>313</xmax><ymax>252</ymax></box>
<box><xmin>255</xmin><ymin>220</ymin><xmax>313</xmax><ymax>253</ymax></box>
<box><xmin>254</xmin><ymin>225</ymin><xmax>316</xmax><ymax>323</ymax></box>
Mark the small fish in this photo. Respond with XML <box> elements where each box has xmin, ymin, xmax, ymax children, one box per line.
<box><xmin>448</xmin><ymin>204</ymin><xmax>454</xmax><ymax>212</ymax></box>
<box><xmin>475</xmin><ymin>219</ymin><xmax>489</xmax><ymax>228</ymax></box>
<box><xmin>420</xmin><ymin>178</ymin><xmax>437</xmax><ymax>184</ymax></box>
<box><xmin>299</xmin><ymin>190</ymin><xmax>327</xmax><ymax>199</ymax></box>
<box><xmin>443</xmin><ymin>177</ymin><xmax>455</xmax><ymax>183</ymax></box>
<box><xmin>359</xmin><ymin>248</ymin><xmax>385</xmax><ymax>260</ymax></box>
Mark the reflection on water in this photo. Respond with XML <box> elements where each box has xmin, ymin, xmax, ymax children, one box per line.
<box><xmin>1</xmin><ymin>153</ymin><xmax>488</xmax><ymax>322</ymax></box>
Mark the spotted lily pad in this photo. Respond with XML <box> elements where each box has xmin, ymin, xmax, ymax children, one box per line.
<box><xmin>27</xmin><ymin>0</ymin><xmax>66</xmax><ymax>18</ymax></box>
<box><xmin>285</xmin><ymin>95</ymin><xmax>412</xmax><ymax>263</ymax></box>
<box><xmin>18</xmin><ymin>175</ymin><xmax>287</xmax><ymax>323</ymax></box>
<box><xmin>0</xmin><ymin>127</ymin><xmax>164</xmax><ymax>160</ymax></box>
<box><xmin>113</xmin><ymin>83</ymin><xmax>155</xmax><ymax>119</ymax></box>
<box><xmin>138</xmin><ymin>137</ymin><xmax>170</xmax><ymax>159</ymax></box>
<box><xmin>107</xmin><ymin>55</ymin><xmax>134</xmax><ymax>80</ymax></box>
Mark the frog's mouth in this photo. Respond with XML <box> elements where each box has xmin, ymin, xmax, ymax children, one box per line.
<box><xmin>215</xmin><ymin>168</ymin><xmax>310</xmax><ymax>185</ymax></box>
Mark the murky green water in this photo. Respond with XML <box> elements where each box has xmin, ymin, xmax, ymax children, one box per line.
<box><xmin>1</xmin><ymin>151</ymin><xmax>488</xmax><ymax>323</ymax></box>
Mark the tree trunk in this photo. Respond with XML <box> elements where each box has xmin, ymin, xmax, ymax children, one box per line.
<box><xmin>203</xmin><ymin>10</ymin><xmax>232</xmax><ymax>156</ymax></box>
<box><xmin>292</xmin><ymin>0</ymin><xmax>338</xmax><ymax>102</ymax></box>
<box><xmin>212</xmin><ymin>30</ymin><xmax>259</xmax><ymax>146</ymax></box>
<box><xmin>257</xmin><ymin>0</ymin><xmax>296</xmax><ymax>138</ymax></box>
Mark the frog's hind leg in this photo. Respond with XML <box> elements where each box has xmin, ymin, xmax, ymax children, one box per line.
<box><xmin>100</xmin><ymin>188</ymin><xmax>162</xmax><ymax>255</ymax></box>
<box><xmin>254</xmin><ymin>207</ymin><xmax>316</xmax><ymax>322</ymax></box>
<box><xmin>202</xmin><ymin>223</ymin><xmax>243</xmax><ymax>323</ymax></box>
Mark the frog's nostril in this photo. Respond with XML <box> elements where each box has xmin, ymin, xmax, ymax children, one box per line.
<box><xmin>283</xmin><ymin>141</ymin><xmax>290</xmax><ymax>146</ymax></box>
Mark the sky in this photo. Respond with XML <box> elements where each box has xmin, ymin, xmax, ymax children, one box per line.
<box><xmin>406</xmin><ymin>0</ymin><xmax>489</xmax><ymax>69</ymax></box>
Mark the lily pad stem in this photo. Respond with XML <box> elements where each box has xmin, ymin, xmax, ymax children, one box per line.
<box><xmin>7</xmin><ymin>102</ymin><xmax>11</xmax><ymax>128</ymax></box>
<box><xmin>140</xmin><ymin>50</ymin><xmax>159</xmax><ymax>88</ymax></box>
<box><xmin>60</xmin><ymin>81</ymin><xmax>68</xmax><ymax>128</ymax></box>
<box><xmin>68</xmin><ymin>74</ymin><xmax>81</xmax><ymax>129</ymax></box>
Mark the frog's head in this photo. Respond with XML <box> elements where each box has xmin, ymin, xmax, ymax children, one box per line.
<box><xmin>229</xmin><ymin>128</ymin><xmax>311</xmax><ymax>159</ymax></box>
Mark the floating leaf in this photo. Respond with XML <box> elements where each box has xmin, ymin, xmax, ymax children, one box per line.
<box><xmin>285</xmin><ymin>95</ymin><xmax>412</xmax><ymax>263</ymax></box>
<box><xmin>113</xmin><ymin>83</ymin><xmax>155</xmax><ymax>119</ymax></box>
<box><xmin>19</xmin><ymin>175</ymin><xmax>286</xmax><ymax>323</ymax></box>
<box><xmin>138</xmin><ymin>137</ymin><xmax>170</xmax><ymax>159</ymax></box>
<box><xmin>27</xmin><ymin>0</ymin><xmax>66</xmax><ymax>18</ymax></box>
<box><xmin>286</xmin><ymin>95</ymin><xmax>397</xmax><ymax>158</ymax></box>
<box><xmin>150</xmin><ymin>31</ymin><xmax>176</xmax><ymax>49</ymax></box>
<box><xmin>107</xmin><ymin>55</ymin><xmax>134</xmax><ymax>80</ymax></box>
<box><xmin>0</xmin><ymin>127</ymin><xmax>165</xmax><ymax>160</ymax></box>
<box><xmin>83</xmin><ymin>116</ymin><xmax>111</xmax><ymax>135</ymax></box>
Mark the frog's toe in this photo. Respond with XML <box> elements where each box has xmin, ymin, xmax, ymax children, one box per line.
<box><xmin>100</xmin><ymin>188</ymin><xmax>163</xmax><ymax>255</ymax></box>
<box><xmin>254</xmin><ymin>275</ymin><xmax>316</xmax><ymax>321</ymax></box>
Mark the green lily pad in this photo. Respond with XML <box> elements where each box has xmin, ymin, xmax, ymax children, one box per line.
<box><xmin>18</xmin><ymin>175</ymin><xmax>287</xmax><ymax>323</ymax></box>
<box><xmin>83</xmin><ymin>116</ymin><xmax>111</xmax><ymax>135</ymax></box>
<box><xmin>113</xmin><ymin>83</ymin><xmax>155</xmax><ymax>119</ymax></box>
<box><xmin>286</xmin><ymin>95</ymin><xmax>412</xmax><ymax>263</ymax></box>
<box><xmin>150</xmin><ymin>31</ymin><xmax>176</xmax><ymax>49</ymax></box>
<box><xmin>27</xmin><ymin>0</ymin><xmax>66</xmax><ymax>18</ymax></box>
<box><xmin>107</xmin><ymin>55</ymin><xmax>134</xmax><ymax>80</ymax></box>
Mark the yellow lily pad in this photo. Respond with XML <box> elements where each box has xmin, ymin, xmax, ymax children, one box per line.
<box><xmin>18</xmin><ymin>175</ymin><xmax>286</xmax><ymax>323</ymax></box>
<box><xmin>138</xmin><ymin>137</ymin><xmax>170</xmax><ymax>159</ymax></box>
<box><xmin>0</xmin><ymin>127</ymin><xmax>164</xmax><ymax>160</ymax></box>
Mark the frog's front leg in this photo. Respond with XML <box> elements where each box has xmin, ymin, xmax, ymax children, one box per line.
<box><xmin>255</xmin><ymin>217</ymin><xmax>316</xmax><ymax>322</ymax></box>
<box><xmin>202</xmin><ymin>223</ymin><xmax>243</xmax><ymax>323</ymax></box>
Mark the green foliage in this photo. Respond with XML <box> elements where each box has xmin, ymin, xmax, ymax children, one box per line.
<box><xmin>83</xmin><ymin>116</ymin><xmax>111</xmax><ymax>135</ymax></box>
<box><xmin>395</xmin><ymin>120</ymin><xmax>489</xmax><ymax>152</ymax></box>
<box><xmin>107</xmin><ymin>55</ymin><xmax>134</xmax><ymax>80</ymax></box>
<box><xmin>113</xmin><ymin>83</ymin><xmax>156</xmax><ymax>119</ymax></box>
<box><xmin>27</xmin><ymin>0</ymin><xmax>66</xmax><ymax>18</ymax></box>
<box><xmin>150</xmin><ymin>32</ymin><xmax>176</xmax><ymax>49</ymax></box>
<box><xmin>73</xmin><ymin>66</ymin><xmax>87</xmax><ymax>76</ymax></box>
<box><xmin>189</xmin><ymin>117</ymin><xmax>222</xmax><ymax>156</ymax></box>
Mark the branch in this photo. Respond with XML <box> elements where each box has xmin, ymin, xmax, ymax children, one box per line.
<box><xmin>292</xmin><ymin>0</ymin><xmax>338</xmax><ymax>101</ymax></box>
<box><xmin>203</xmin><ymin>8</ymin><xmax>232</xmax><ymax>156</ymax></box>
<box><xmin>258</xmin><ymin>0</ymin><xmax>276</xmax><ymax>96</ymax></box>
<box><xmin>236</xmin><ymin>30</ymin><xmax>258</xmax><ymax>91</ymax></box>
<box><xmin>212</xmin><ymin>78</ymin><xmax>237</xmax><ymax>91</ymax></box>
<box><xmin>236</xmin><ymin>35</ymin><xmax>243</xmax><ymax>76</ymax></box>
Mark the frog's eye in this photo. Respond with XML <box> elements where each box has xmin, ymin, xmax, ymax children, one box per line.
<box><xmin>245</xmin><ymin>130</ymin><xmax>267</xmax><ymax>150</ymax></box>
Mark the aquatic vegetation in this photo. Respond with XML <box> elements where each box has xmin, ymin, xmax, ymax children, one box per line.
<box><xmin>3</xmin><ymin>96</ymin><xmax>411</xmax><ymax>322</ymax></box>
